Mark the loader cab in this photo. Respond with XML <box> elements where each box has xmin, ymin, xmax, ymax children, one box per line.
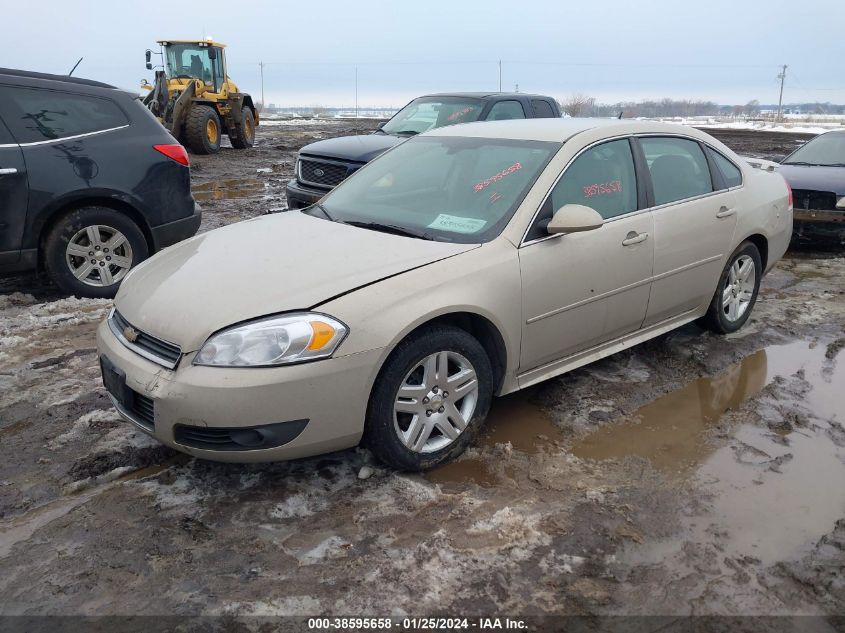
<box><xmin>160</xmin><ymin>40</ymin><xmax>227</xmax><ymax>94</ymax></box>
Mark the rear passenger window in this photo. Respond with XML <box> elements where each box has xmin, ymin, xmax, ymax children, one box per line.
<box><xmin>640</xmin><ymin>137</ymin><xmax>713</xmax><ymax>205</ymax></box>
<box><xmin>0</xmin><ymin>86</ymin><xmax>128</xmax><ymax>143</ymax></box>
<box><xmin>711</xmin><ymin>150</ymin><xmax>743</xmax><ymax>188</ymax></box>
<box><xmin>531</xmin><ymin>100</ymin><xmax>555</xmax><ymax>118</ymax></box>
<box><xmin>486</xmin><ymin>101</ymin><xmax>526</xmax><ymax>121</ymax></box>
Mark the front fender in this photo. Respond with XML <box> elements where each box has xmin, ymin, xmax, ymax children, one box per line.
<box><xmin>316</xmin><ymin>239</ymin><xmax>523</xmax><ymax>395</ymax></box>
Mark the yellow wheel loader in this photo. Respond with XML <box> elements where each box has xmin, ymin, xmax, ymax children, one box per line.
<box><xmin>142</xmin><ymin>39</ymin><xmax>258</xmax><ymax>154</ymax></box>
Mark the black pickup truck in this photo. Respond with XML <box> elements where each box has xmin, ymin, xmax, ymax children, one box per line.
<box><xmin>285</xmin><ymin>92</ymin><xmax>561</xmax><ymax>209</ymax></box>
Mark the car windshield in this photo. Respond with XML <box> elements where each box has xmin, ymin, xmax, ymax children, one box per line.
<box><xmin>380</xmin><ymin>97</ymin><xmax>484</xmax><ymax>135</ymax></box>
<box><xmin>312</xmin><ymin>135</ymin><xmax>559</xmax><ymax>243</ymax></box>
<box><xmin>782</xmin><ymin>132</ymin><xmax>845</xmax><ymax>167</ymax></box>
<box><xmin>164</xmin><ymin>44</ymin><xmax>219</xmax><ymax>86</ymax></box>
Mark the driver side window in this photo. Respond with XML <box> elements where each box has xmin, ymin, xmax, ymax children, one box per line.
<box><xmin>525</xmin><ymin>138</ymin><xmax>638</xmax><ymax>242</ymax></box>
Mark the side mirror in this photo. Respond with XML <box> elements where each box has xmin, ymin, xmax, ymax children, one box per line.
<box><xmin>547</xmin><ymin>204</ymin><xmax>604</xmax><ymax>234</ymax></box>
<box><xmin>377</xmin><ymin>121</ymin><xmax>386</xmax><ymax>130</ymax></box>
<box><xmin>145</xmin><ymin>50</ymin><xmax>152</xmax><ymax>63</ymax></box>
<box><xmin>145</xmin><ymin>62</ymin><xmax>153</xmax><ymax>70</ymax></box>
<box><xmin>208</xmin><ymin>48</ymin><xmax>217</xmax><ymax>60</ymax></box>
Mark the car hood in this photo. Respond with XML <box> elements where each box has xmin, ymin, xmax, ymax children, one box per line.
<box><xmin>777</xmin><ymin>164</ymin><xmax>845</xmax><ymax>196</ymax></box>
<box><xmin>115</xmin><ymin>212</ymin><xmax>477</xmax><ymax>352</ymax></box>
<box><xmin>299</xmin><ymin>133</ymin><xmax>402</xmax><ymax>163</ymax></box>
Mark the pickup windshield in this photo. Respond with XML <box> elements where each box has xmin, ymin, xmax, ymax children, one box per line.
<box><xmin>313</xmin><ymin>136</ymin><xmax>559</xmax><ymax>244</ymax></box>
<box><xmin>782</xmin><ymin>132</ymin><xmax>845</xmax><ymax>167</ymax></box>
<box><xmin>381</xmin><ymin>97</ymin><xmax>484</xmax><ymax>135</ymax></box>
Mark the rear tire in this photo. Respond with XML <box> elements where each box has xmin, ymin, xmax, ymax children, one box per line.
<box><xmin>229</xmin><ymin>106</ymin><xmax>256</xmax><ymax>149</ymax></box>
<box><xmin>364</xmin><ymin>326</ymin><xmax>493</xmax><ymax>471</ymax></box>
<box><xmin>699</xmin><ymin>241</ymin><xmax>762</xmax><ymax>334</ymax></box>
<box><xmin>183</xmin><ymin>105</ymin><xmax>222</xmax><ymax>154</ymax></box>
<box><xmin>43</xmin><ymin>207</ymin><xmax>148</xmax><ymax>299</ymax></box>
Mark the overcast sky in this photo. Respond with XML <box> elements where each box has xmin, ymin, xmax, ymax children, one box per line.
<box><xmin>4</xmin><ymin>0</ymin><xmax>843</xmax><ymax>107</ymax></box>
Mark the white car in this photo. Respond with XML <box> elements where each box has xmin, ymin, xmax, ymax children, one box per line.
<box><xmin>97</xmin><ymin>119</ymin><xmax>792</xmax><ymax>470</ymax></box>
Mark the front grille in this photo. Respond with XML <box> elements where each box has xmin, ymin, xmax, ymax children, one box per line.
<box><xmin>110</xmin><ymin>309</ymin><xmax>181</xmax><ymax>369</ymax></box>
<box><xmin>299</xmin><ymin>158</ymin><xmax>350</xmax><ymax>188</ymax></box>
<box><xmin>792</xmin><ymin>189</ymin><xmax>837</xmax><ymax>211</ymax></box>
<box><xmin>129</xmin><ymin>392</ymin><xmax>155</xmax><ymax>432</ymax></box>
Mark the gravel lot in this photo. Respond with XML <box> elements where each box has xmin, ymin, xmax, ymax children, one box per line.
<box><xmin>1</xmin><ymin>121</ymin><xmax>843</xmax><ymax>619</ymax></box>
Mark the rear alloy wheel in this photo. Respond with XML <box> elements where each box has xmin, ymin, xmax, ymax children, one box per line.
<box><xmin>44</xmin><ymin>207</ymin><xmax>148</xmax><ymax>298</ymax></box>
<box><xmin>700</xmin><ymin>241</ymin><xmax>762</xmax><ymax>334</ymax></box>
<box><xmin>365</xmin><ymin>326</ymin><xmax>493</xmax><ymax>471</ymax></box>
<box><xmin>183</xmin><ymin>104</ymin><xmax>222</xmax><ymax>154</ymax></box>
<box><xmin>230</xmin><ymin>106</ymin><xmax>256</xmax><ymax>149</ymax></box>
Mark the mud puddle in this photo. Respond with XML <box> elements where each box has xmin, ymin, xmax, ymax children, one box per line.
<box><xmin>574</xmin><ymin>339</ymin><xmax>845</xmax><ymax>567</ymax></box>
<box><xmin>572</xmin><ymin>340</ymin><xmax>840</xmax><ymax>472</ymax></box>
<box><xmin>192</xmin><ymin>177</ymin><xmax>266</xmax><ymax>201</ymax></box>
<box><xmin>427</xmin><ymin>392</ymin><xmax>563</xmax><ymax>487</ymax></box>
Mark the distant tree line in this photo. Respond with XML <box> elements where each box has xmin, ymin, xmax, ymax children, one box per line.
<box><xmin>558</xmin><ymin>95</ymin><xmax>845</xmax><ymax>118</ymax></box>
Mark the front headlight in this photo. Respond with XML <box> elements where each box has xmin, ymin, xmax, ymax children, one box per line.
<box><xmin>193</xmin><ymin>313</ymin><xmax>348</xmax><ymax>367</ymax></box>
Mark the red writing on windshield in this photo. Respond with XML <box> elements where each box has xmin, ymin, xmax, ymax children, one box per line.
<box><xmin>583</xmin><ymin>180</ymin><xmax>622</xmax><ymax>197</ymax></box>
<box><xmin>474</xmin><ymin>162</ymin><xmax>523</xmax><ymax>193</ymax></box>
<box><xmin>447</xmin><ymin>106</ymin><xmax>476</xmax><ymax>122</ymax></box>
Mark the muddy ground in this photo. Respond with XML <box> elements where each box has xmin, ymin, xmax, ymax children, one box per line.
<box><xmin>1</xmin><ymin>121</ymin><xmax>844</xmax><ymax>621</ymax></box>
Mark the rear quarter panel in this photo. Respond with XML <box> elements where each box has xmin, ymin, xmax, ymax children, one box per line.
<box><xmin>733</xmin><ymin>164</ymin><xmax>792</xmax><ymax>273</ymax></box>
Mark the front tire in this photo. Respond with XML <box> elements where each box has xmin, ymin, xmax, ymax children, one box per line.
<box><xmin>364</xmin><ymin>326</ymin><xmax>493</xmax><ymax>471</ymax></box>
<box><xmin>700</xmin><ymin>241</ymin><xmax>762</xmax><ymax>334</ymax></box>
<box><xmin>43</xmin><ymin>207</ymin><xmax>149</xmax><ymax>299</ymax></box>
<box><xmin>229</xmin><ymin>106</ymin><xmax>256</xmax><ymax>149</ymax></box>
<box><xmin>183</xmin><ymin>105</ymin><xmax>222</xmax><ymax>154</ymax></box>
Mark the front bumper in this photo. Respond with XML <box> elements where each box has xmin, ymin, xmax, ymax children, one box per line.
<box><xmin>150</xmin><ymin>205</ymin><xmax>202</xmax><ymax>251</ymax></box>
<box><xmin>793</xmin><ymin>208</ymin><xmax>845</xmax><ymax>244</ymax></box>
<box><xmin>285</xmin><ymin>179</ymin><xmax>330</xmax><ymax>209</ymax></box>
<box><xmin>96</xmin><ymin>319</ymin><xmax>383</xmax><ymax>463</ymax></box>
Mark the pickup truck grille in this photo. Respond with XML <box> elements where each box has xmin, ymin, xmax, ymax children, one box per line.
<box><xmin>792</xmin><ymin>189</ymin><xmax>837</xmax><ymax>211</ymax></box>
<box><xmin>298</xmin><ymin>158</ymin><xmax>349</xmax><ymax>188</ymax></box>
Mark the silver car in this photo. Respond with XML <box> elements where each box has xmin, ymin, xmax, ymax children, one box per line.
<box><xmin>97</xmin><ymin>119</ymin><xmax>792</xmax><ymax>470</ymax></box>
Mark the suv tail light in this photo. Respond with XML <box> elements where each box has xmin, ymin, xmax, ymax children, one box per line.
<box><xmin>153</xmin><ymin>144</ymin><xmax>189</xmax><ymax>166</ymax></box>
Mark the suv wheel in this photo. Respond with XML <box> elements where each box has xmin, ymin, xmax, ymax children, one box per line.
<box><xmin>44</xmin><ymin>207</ymin><xmax>148</xmax><ymax>298</ymax></box>
<box><xmin>700</xmin><ymin>241</ymin><xmax>762</xmax><ymax>334</ymax></box>
<box><xmin>184</xmin><ymin>105</ymin><xmax>222</xmax><ymax>154</ymax></box>
<box><xmin>230</xmin><ymin>106</ymin><xmax>256</xmax><ymax>149</ymax></box>
<box><xmin>364</xmin><ymin>326</ymin><xmax>493</xmax><ymax>471</ymax></box>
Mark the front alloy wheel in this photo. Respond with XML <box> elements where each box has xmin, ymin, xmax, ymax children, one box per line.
<box><xmin>394</xmin><ymin>350</ymin><xmax>479</xmax><ymax>453</ymax></box>
<box><xmin>365</xmin><ymin>325</ymin><xmax>493</xmax><ymax>471</ymax></box>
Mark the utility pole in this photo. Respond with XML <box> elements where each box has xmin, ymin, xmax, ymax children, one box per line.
<box><xmin>355</xmin><ymin>66</ymin><xmax>359</xmax><ymax>119</ymax></box>
<box><xmin>776</xmin><ymin>64</ymin><xmax>787</xmax><ymax>122</ymax></box>
<box><xmin>498</xmin><ymin>60</ymin><xmax>502</xmax><ymax>92</ymax></box>
<box><xmin>259</xmin><ymin>61</ymin><xmax>265</xmax><ymax>111</ymax></box>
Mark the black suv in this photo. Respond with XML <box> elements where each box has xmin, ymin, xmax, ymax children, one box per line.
<box><xmin>0</xmin><ymin>68</ymin><xmax>200</xmax><ymax>297</ymax></box>
<box><xmin>286</xmin><ymin>92</ymin><xmax>561</xmax><ymax>209</ymax></box>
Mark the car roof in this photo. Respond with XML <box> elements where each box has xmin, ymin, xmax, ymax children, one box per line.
<box><xmin>419</xmin><ymin>92</ymin><xmax>553</xmax><ymax>100</ymax></box>
<box><xmin>0</xmin><ymin>67</ymin><xmax>117</xmax><ymax>89</ymax></box>
<box><xmin>424</xmin><ymin>117</ymin><xmax>714</xmax><ymax>143</ymax></box>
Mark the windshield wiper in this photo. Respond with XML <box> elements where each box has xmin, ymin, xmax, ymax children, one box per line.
<box><xmin>392</xmin><ymin>130</ymin><xmax>419</xmax><ymax>136</ymax></box>
<box><xmin>345</xmin><ymin>220</ymin><xmax>434</xmax><ymax>240</ymax></box>
<box><xmin>782</xmin><ymin>161</ymin><xmax>823</xmax><ymax>166</ymax></box>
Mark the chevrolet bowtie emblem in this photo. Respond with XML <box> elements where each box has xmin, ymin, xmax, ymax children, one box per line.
<box><xmin>123</xmin><ymin>326</ymin><xmax>139</xmax><ymax>343</ymax></box>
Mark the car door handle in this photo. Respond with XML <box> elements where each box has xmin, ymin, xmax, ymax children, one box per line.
<box><xmin>0</xmin><ymin>168</ymin><xmax>18</xmax><ymax>175</ymax></box>
<box><xmin>622</xmin><ymin>231</ymin><xmax>649</xmax><ymax>246</ymax></box>
<box><xmin>716</xmin><ymin>206</ymin><xmax>736</xmax><ymax>218</ymax></box>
